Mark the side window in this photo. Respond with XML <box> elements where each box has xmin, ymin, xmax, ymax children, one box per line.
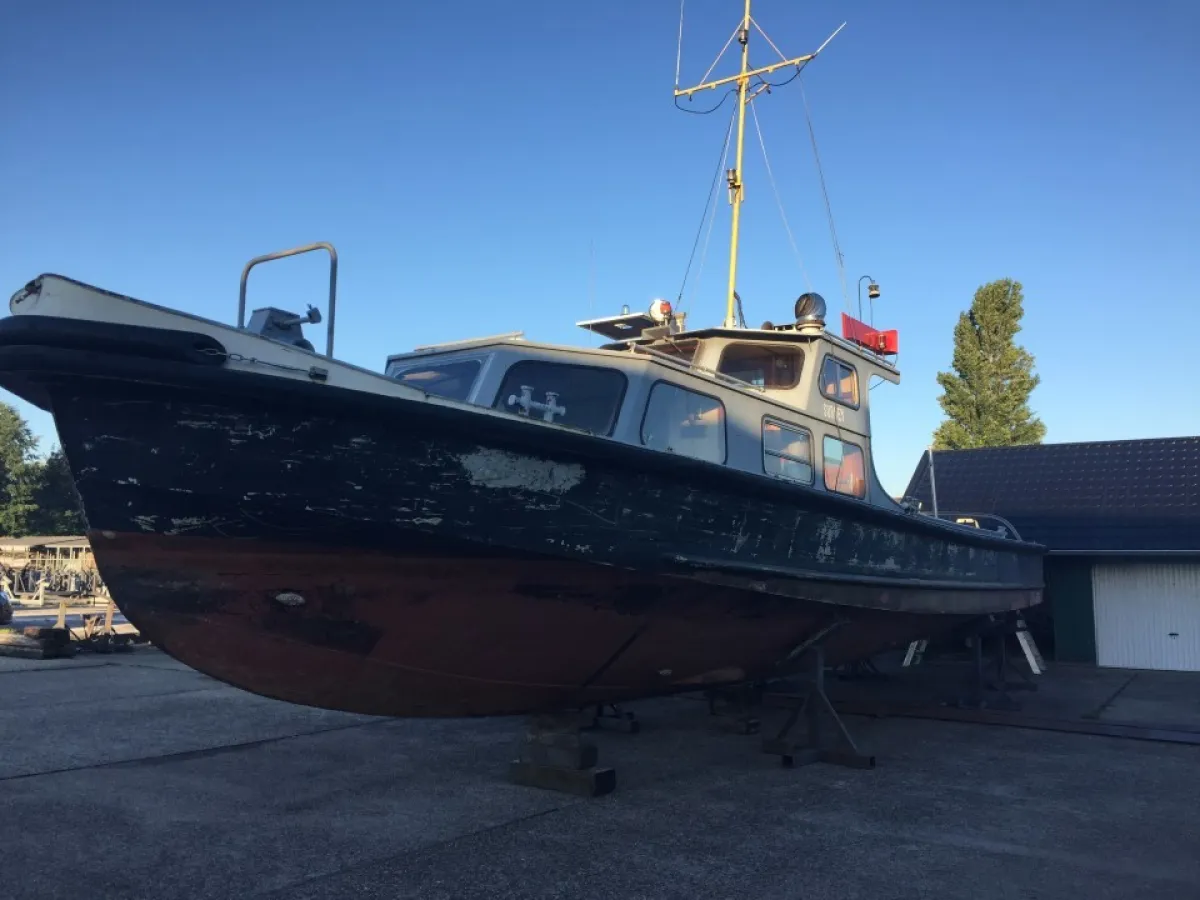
<box><xmin>763</xmin><ymin>419</ymin><xmax>813</xmax><ymax>483</ymax></box>
<box><xmin>493</xmin><ymin>360</ymin><xmax>626</xmax><ymax>435</ymax></box>
<box><xmin>823</xmin><ymin>436</ymin><xmax>866</xmax><ymax>498</ymax></box>
<box><xmin>819</xmin><ymin>356</ymin><xmax>859</xmax><ymax>407</ymax></box>
<box><xmin>394</xmin><ymin>359</ymin><xmax>482</xmax><ymax>402</ymax></box>
<box><xmin>718</xmin><ymin>344</ymin><xmax>804</xmax><ymax>389</ymax></box>
<box><xmin>641</xmin><ymin>382</ymin><xmax>725</xmax><ymax>463</ymax></box>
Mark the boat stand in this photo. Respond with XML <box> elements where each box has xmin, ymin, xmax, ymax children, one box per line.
<box><xmin>704</xmin><ymin>682</ymin><xmax>763</xmax><ymax>735</ymax></box>
<box><xmin>956</xmin><ymin>613</ymin><xmax>1042</xmax><ymax>711</ymax></box>
<box><xmin>761</xmin><ymin>645</ymin><xmax>876</xmax><ymax>769</ymax></box>
<box><xmin>508</xmin><ymin>713</ymin><xmax>616</xmax><ymax>798</ymax></box>
<box><xmin>582</xmin><ymin>702</ymin><xmax>640</xmax><ymax>734</ymax></box>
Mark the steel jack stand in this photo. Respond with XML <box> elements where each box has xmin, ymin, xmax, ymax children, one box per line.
<box><xmin>762</xmin><ymin>645</ymin><xmax>875</xmax><ymax>769</ymax></box>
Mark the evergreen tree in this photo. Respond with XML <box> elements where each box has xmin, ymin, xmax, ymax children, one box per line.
<box><xmin>932</xmin><ymin>278</ymin><xmax>1046</xmax><ymax>450</ymax></box>
<box><xmin>30</xmin><ymin>447</ymin><xmax>86</xmax><ymax>535</ymax></box>
<box><xmin>0</xmin><ymin>403</ymin><xmax>88</xmax><ymax>536</ymax></box>
<box><xmin>0</xmin><ymin>402</ymin><xmax>41</xmax><ymax>536</ymax></box>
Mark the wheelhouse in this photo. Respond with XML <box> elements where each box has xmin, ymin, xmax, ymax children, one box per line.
<box><xmin>385</xmin><ymin>293</ymin><xmax>901</xmax><ymax>508</ymax></box>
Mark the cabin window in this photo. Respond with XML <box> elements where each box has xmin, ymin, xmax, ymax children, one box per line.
<box><xmin>823</xmin><ymin>436</ymin><xmax>866</xmax><ymax>498</ymax></box>
<box><xmin>763</xmin><ymin>418</ymin><xmax>813</xmax><ymax>484</ymax></box>
<box><xmin>393</xmin><ymin>359</ymin><xmax>482</xmax><ymax>402</ymax></box>
<box><xmin>718</xmin><ymin>344</ymin><xmax>803</xmax><ymax>389</ymax></box>
<box><xmin>819</xmin><ymin>356</ymin><xmax>859</xmax><ymax>407</ymax></box>
<box><xmin>641</xmin><ymin>382</ymin><xmax>725</xmax><ymax>463</ymax></box>
<box><xmin>493</xmin><ymin>360</ymin><xmax>626</xmax><ymax>435</ymax></box>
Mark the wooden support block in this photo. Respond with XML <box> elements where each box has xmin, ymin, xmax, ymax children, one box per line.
<box><xmin>508</xmin><ymin>761</ymin><xmax>616</xmax><ymax>797</ymax></box>
<box><xmin>518</xmin><ymin>739</ymin><xmax>599</xmax><ymax>770</ymax></box>
<box><xmin>508</xmin><ymin>712</ymin><xmax>617</xmax><ymax>797</ymax></box>
<box><xmin>0</xmin><ymin>632</ymin><xmax>76</xmax><ymax>660</ymax></box>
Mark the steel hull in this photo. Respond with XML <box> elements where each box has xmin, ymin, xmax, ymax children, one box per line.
<box><xmin>0</xmin><ymin>313</ymin><xmax>1045</xmax><ymax>717</ymax></box>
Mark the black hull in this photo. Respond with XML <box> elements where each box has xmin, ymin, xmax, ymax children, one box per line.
<box><xmin>0</xmin><ymin>314</ymin><xmax>1044</xmax><ymax>716</ymax></box>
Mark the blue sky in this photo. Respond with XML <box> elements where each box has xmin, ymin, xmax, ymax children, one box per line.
<box><xmin>2</xmin><ymin>0</ymin><xmax>1197</xmax><ymax>495</ymax></box>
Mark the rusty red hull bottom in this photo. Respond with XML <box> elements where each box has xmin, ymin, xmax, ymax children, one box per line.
<box><xmin>95</xmin><ymin>532</ymin><xmax>970</xmax><ymax>717</ymax></box>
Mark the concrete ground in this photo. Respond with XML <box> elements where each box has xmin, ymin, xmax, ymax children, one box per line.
<box><xmin>1</xmin><ymin>650</ymin><xmax>1197</xmax><ymax>900</ymax></box>
<box><xmin>828</xmin><ymin>651</ymin><xmax>1200</xmax><ymax>732</ymax></box>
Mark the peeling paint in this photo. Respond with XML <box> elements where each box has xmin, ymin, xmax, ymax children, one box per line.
<box><xmin>458</xmin><ymin>448</ymin><xmax>583</xmax><ymax>494</ymax></box>
<box><xmin>732</xmin><ymin>521</ymin><xmax>750</xmax><ymax>554</ymax></box>
<box><xmin>231</xmin><ymin>425</ymin><xmax>276</xmax><ymax>440</ymax></box>
<box><xmin>58</xmin><ymin>392</ymin><xmax>1040</xmax><ymax>619</ymax></box>
<box><xmin>165</xmin><ymin>516</ymin><xmax>221</xmax><ymax>535</ymax></box>
<box><xmin>814</xmin><ymin>516</ymin><xmax>843</xmax><ymax>562</ymax></box>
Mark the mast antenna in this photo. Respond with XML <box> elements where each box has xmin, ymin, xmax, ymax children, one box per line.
<box><xmin>674</xmin><ymin>0</ymin><xmax>844</xmax><ymax>328</ymax></box>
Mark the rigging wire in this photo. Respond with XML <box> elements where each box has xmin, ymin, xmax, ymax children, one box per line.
<box><xmin>749</xmin><ymin>17</ymin><xmax>816</xmax><ymax>90</ymax></box>
<box><xmin>799</xmin><ymin>77</ymin><xmax>851</xmax><ymax>313</ymax></box>
<box><xmin>674</xmin><ymin>0</ymin><xmax>685</xmax><ymax>89</ymax></box>
<box><xmin>749</xmin><ymin>99</ymin><xmax>811</xmax><ymax>292</ymax></box>
<box><xmin>697</xmin><ymin>22</ymin><xmax>743</xmax><ymax>86</ymax></box>
<box><xmin>751</xmin><ymin>17</ymin><xmax>789</xmax><ymax>63</ymax></box>
<box><xmin>690</xmin><ymin>125</ymin><xmax>734</xmax><ymax>313</ymax></box>
<box><xmin>676</xmin><ymin>107</ymin><xmax>736</xmax><ymax>311</ymax></box>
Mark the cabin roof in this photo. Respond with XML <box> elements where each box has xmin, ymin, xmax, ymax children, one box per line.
<box><xmin>902</xmin><ymin>437</ymin><xmax>1200</xmax><ymax>554</ymax></box>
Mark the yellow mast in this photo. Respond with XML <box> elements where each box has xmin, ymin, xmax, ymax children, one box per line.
<box><xmin>674</xmin><ymin>1</ymin><xmax>843</xmax><ymax>329</ymax></box>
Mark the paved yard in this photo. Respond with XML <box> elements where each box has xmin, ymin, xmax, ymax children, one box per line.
<box><xmin>1</xmin><ymin>650</ymin><xmax>1196</xmax><ymax>899</ymax></box>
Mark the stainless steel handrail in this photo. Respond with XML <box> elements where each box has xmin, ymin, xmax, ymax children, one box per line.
<box><xmin>931</xmin><ymin>510</ymin><xmax>1025</xmax><ymax>542</ymax></box>
<box><xmin>237</xmin><ymin>242</ymin><xmax>338</xmax><ymax>358</ymax></box>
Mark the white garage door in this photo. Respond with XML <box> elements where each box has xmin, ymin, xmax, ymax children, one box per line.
<box><xmin>1093</xmin><ymin>562</ymin><xmax>1200</xmax><ymax>671</ymax></box>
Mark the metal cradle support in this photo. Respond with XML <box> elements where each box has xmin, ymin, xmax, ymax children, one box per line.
<box><xmin>761</xmin><ymin>644</ymin><xmax>876</xmax><ymax>769</ymax></box>
<box><xmin>508</xmin><ymin>713</ymin><xmax>617</xmax><ymax>798</ymax></box>
<box><xmin>705</xmin><ymin>682</ymin><xmax>764</xmax><ymax>735</ymax></box>
<box><xmin>957</xmin><ymin>612</ymin><xmax>1042</xmax><ymax>711</ymax></box>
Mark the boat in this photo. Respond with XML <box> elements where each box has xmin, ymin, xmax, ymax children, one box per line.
<box><xmin>0</xmin><ymin>2</ymin><xmax>1043</xmax><ymax>717</ymax></box>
